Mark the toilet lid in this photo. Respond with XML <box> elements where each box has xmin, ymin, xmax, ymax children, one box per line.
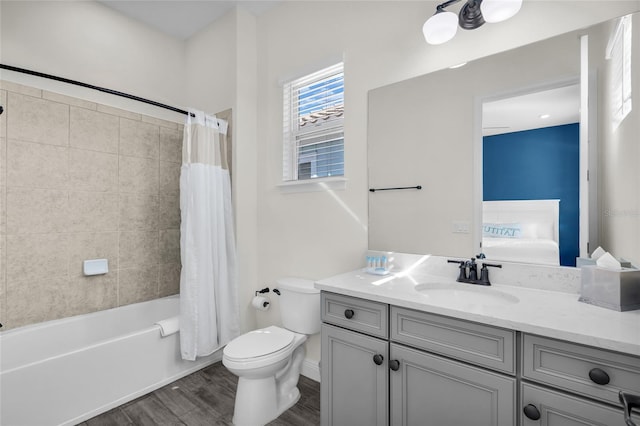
<box><xmin>224</xmin><ymin>326</ymin><xmax>294</xmax><ymax>360</ymax></box>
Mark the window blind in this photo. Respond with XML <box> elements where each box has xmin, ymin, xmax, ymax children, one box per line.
<box><xmin>283</xmin><ymin>63</ymin><xmax>344</xmax><ymax>181</ymax></box>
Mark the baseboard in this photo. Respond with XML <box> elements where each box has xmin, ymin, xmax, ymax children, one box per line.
<box><xmin>300</xmin><ymin>357</ymin><xmax>320</xmax><ymax>382</ymax></box>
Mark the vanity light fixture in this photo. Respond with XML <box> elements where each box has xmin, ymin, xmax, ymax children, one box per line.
<box><xmin>423</xmin><ymin>0</ymin><xmax>523</xmax><ymax>45</ymax></box>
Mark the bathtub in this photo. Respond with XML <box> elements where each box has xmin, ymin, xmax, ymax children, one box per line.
<box><xmin>0</xmin><ymin>295</ymin><xmax>221</xmax><ymax>426</ymax></box>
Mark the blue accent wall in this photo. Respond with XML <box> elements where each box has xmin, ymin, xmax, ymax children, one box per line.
<box><xmin>483</xmin><ymin>123</ymin><xmax>580</xmax><ymax>266</ymax></box>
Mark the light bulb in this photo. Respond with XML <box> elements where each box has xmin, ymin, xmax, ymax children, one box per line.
<box><xmin>423</xmin><ymin>11</ymin><xmax>458</xmax><ymax>45</ymax></box>
<box><xmin>480</xmin><ymin>0</ymin><xmax>522</xmax><ymax>24</ymax></box>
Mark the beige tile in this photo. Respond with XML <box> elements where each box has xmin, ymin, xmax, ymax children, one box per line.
<box><xmin>118</xmin><ymin>230</ymin><xmax>159</xmax><ymax>269</ymax></box>
<box><xmin>66</xmin><ymin>274</ymin><xmax>118</xmax><ymax>316</ymax></box>
<box><xmin>6</xmin><ymin>188</ymin><xmax>69</xmax><ymax>234</ymax></box>
<box><xmin>159</xmin><ymin>195</ymin><xmax>180</xmax><ymax>230</ymax></box>
<box><xmin>6</xmin><ymin>276</ymin><xmax>71</xmax><ymax>328</ymax></box>
<box><xmin>0</xmin><ymin>185</ymin><xmax>5</xmax><ymax>235</ymax></box>
<box><xmin>159</xmin><ymin>160</ymin><xmax>180</xmax><ymax>196</ymax></box>
<box><xmin>67</xmin><ymin>232</ymin><xmax>118</xmax><ymax>278</ymax></box>
<box><xmin>0</xmin><ymin>81</ymin><xmax>42</xmax><ymax>98</ymax></box>
<box><xmin>1</xmin><ymin>137</ymin><xmax>6</xmax><ymax>187</ymax></box>
<box><xmin>96</xmin><ymin>104</ymin><xmax>141</xmax><ymax>121</ymax></box>
<box><xmin>0</xmin><ymin>90</ymin><xmax>7</xmax><ymax>139</ymax></box>
<box><xmin>159</xmin><ymin>262</ymin><xmax>180</xmax><ymax>297</ymax></box>
<box><xmin>119</xmin><ymin>155</ymin><xmax>159</xmax><ymax>194</ymax></box>
<box><xmin>119</xmin><ymin>193</ymin><xmax>159</xmax><ymax>231</ymax></box>
<box><xmin>141</xmin><ymin>115</ymin><xmax>179</xmax><ymax>130</ymax></box>
<box><xmin>69</xmin><ymin>148</ymin><xmax>118</xmax><ymax>192</ymax></box>
<box><xmin>159</xmin><ymin>126</ymin><xmax>182</xmax><ymax>163</ymax></box>
<box><xmin>69</xmin><ymin>107</ymin><xmax>119</xmax><ymax>154</ymax></box>
<box><xmin>68</xmin><ymin>191</ymin><xmax>118</xmax><ymax>232</ymax></box>
<box><xmin>7</xmin><ymin>92</ymin><xmax>69</xmax><ymax>146</ymax></box>
<box><xmin>159</xmin><ymin>229</ymin><xmax>180</xmax><ymax>264</ymax></box>
<box><xmin>0</xmin><ymin>235</ymin><xmax>6</xmax><ymax>328</ymax></box>
<box><xmin>6</xmin><ymin>233</ymin><xmax>70</xmax><ymax>282</ymax></box>
<box><xmin>7</xmin><ymin>139</ymin><xmax>68</xmax><ymax>189</ymax></box>
<box><xmin>118</xmin><ymin>265</ymin><xmax>158</xmax><ymax>306</ymax></box>
<box><xmin>43</xmin><ymin>91</ymin><xmax>97</xmax><ymax>110</ymax></box>
<box><xmin>119</xmin><ymin>118</ymin><xmax>159</xmax><ymax>159</ymax></box>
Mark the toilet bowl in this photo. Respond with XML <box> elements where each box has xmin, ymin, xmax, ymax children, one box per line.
<box><xmin>222</xmin><ymin>277</ymin><xmax>320</xmax><ymax>426</ymax></box>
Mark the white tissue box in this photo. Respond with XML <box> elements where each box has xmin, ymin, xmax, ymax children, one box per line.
<box><xmin>579</xmin><ymin>266</ymin><xmax>640</xmax><ymax>311</ymax></box>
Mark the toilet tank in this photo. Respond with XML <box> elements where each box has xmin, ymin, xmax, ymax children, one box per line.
<box><xmin>276</xmin><ymin>277</ymin><xmax>321</xmax><ymax>335</ymax></box>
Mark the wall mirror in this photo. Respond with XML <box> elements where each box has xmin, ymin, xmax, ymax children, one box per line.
<box><xmin>368</xmin><ymin>11</ymin><xmax>639</xmax><ymax>268</ymax></box>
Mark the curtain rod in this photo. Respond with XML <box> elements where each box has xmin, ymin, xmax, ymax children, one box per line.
<box><xmin>0</xmin><ymin>64</ymin><xmax>192</xmax><ymax>116</ymax></box>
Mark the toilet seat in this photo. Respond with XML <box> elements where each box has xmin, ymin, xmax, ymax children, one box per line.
<box><xmin>223</xmin><ymin>326</ymin><xmax>295</xmax><ymax>366</ymax></box>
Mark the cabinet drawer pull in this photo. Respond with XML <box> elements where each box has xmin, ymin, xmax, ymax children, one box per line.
<box><xmin>523</xmin><ymin>404</ymin><xmax>541</xmax><ymax>420</ymax></box>
<box><xmin>373</xmin><ymin>354</ymin><xmax>384</xmax><ymax>365</ymax></box>
<box><xmin>344</xmin><ymin>309</ymin><xmax>355</xmax><ymax>319</ymax></box>
<box><xmin>389</xmin><ymin>359</ymin><xmax>400</xmax><ymax>371</ymax></box>
<box><xmin>588</xmin><ymin>368</ymin><xmax>610</xmax><ymax>386</ymax></box>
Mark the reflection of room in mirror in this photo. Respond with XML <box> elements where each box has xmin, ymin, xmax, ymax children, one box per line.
<box><xmin>368</xmin><ymin>12</ymin><xmax>639</xmax><ymax>268</ymax></box>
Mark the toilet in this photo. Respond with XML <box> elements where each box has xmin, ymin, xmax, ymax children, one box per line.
<box><xmin>222</xmin><ymin>277</ymin><xmax>320</xmax><ymax>426</ymax></box>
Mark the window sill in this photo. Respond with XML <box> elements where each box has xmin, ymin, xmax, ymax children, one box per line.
<box><xmin>277</xmin><ymin>177</ymin><xmax>347</xmax><ymax>194</ymax></box>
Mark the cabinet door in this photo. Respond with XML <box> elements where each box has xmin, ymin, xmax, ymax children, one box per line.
<box><xmin>520</xmin><ymin>382</ymin><xmax>638</xmax><ymax>426</ymax></box>
<box><xmin>390</xmin><ymin>343</ymin><xmax>516</xmax><ymax>426</ymax></box>
<box><xmin>321</xmin><ymin>323</ymin><xmax>389</xmax><ymax>426</ymax></box>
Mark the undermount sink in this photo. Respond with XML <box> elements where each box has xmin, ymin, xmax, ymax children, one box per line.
<box><xmin>414</xmin><ymin>282</ymin><xmax>520</xmax><ymax>307</ymax></box>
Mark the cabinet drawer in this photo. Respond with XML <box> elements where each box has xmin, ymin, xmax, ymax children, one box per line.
<box><xmin>391</xmin><ymin>306</ymin><xmax>515</xmax><ymax>374</ymax></box>
<box><xmin>522</xmin><ymin>334</ymin><xmax>640</xmax><ymax>407</ymax></box>
<box><xmin>520</xmin><ymin>382</ymin><xmax>634</xmax><ymax>426</ymax></box>
<box><xmin>321</xmin><ymin>292</ymin><xmax>388</xmax><ymax>339</ymax></box>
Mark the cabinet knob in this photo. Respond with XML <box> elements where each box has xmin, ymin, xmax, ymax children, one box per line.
<box><xmin>389</xmin><ymin>359</ymin><xmax>400</xmax><ymax>371</ymax></box>
<box><xmin>344</xmin><ymin>309</ymin><xmax>355</xmax><ymax>319</ymax></box>
<box><xmin>523</xmin><ymin>404</ymin><xmax>541</xmax><ymax>421</ymax></box>
<box><xmin>373</xmin><ymin>354</ymin><xmax>384</xmax><ymax>365</ymax></box>
<box><xmin>588</xmin><ymin>368</ymin><xmax>610</xmax><ymax>386</ymax></box>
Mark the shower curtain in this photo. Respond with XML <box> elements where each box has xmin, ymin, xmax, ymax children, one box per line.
<box><xmin>179</xmin><ymin>109</ymin><xmax>240</xmax><ymax>361</ymax></box>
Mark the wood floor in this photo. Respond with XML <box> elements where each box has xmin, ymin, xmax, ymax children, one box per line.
<box><xmin>79</xmin><ymin>362</ymin><xmax>320</xmax><ymax>426</ymax></box>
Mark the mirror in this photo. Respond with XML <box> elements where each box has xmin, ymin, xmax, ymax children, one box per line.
<box><xmin>368</xmin><ymin>12</ymin><xmax>640</xmax><ymax>268</ymax></box>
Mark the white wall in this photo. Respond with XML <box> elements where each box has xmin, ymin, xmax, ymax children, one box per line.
<box><xmin>0</xmin><ymin>0</ymin><xmax>186</xmax><ymax>116</ymax></box>
<box><xmin>599</xmin><ymin>13</ymin><xmax>640</xmax><ymax>266</ymax></box>
<box><xmin>253</xmin><ymin>1</ymin><xmax>640</xmax><ymax>363</ymax></box>
<box><xmin>2</xmin><ymin>0</ymin><xmax>639</xmax><ymax>367</ymax></box>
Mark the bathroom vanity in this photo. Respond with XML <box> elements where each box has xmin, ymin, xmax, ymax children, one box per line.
<box><xmin>316</xmin><ymin>254</ymin><xmax>640</xmax><ymax>426</ymax></box>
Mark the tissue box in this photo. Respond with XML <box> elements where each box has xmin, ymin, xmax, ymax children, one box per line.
<box><xmin>579</xmin><ymin>266</ymin><xmax>640</xmax><ymax>311</ymax></box>
<box><xmin>576</xmin><ymin>257</ymin><xmax>632</xmax><ymax>268</ymax></box>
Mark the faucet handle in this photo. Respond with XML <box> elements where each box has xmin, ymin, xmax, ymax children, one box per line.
<box><xmin>447</xmin><ymin>259</ymin><xmax>467</xmax><ymax>281</ymax></box>
<box><xmin>479</xmin><ymin>263</ymin><xmax>502</xmax><ymax>285</ymax></box>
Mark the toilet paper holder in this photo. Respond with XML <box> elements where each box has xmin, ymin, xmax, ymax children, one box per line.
<box><xmin>255</xmin><ymin>287</ymin><xmax>270</xmax><ymax>296</ymax></box>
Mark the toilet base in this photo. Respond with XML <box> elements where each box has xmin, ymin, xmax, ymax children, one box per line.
<box><xmin>225</xmin><ymin>332</ymin><xmax>308</xmax><ymax>425</ymax></box>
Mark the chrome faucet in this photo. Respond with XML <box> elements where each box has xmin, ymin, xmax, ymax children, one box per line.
<box><xmin>447</xmin><ymin>256</ymin><xmax>502</xmax><ymax>286</ymax></box>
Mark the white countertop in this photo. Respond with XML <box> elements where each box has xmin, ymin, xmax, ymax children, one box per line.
<box><xmin>315</xmin><ymin>260</ymin><xmax>640</xmax><ymax>356</ymax></box>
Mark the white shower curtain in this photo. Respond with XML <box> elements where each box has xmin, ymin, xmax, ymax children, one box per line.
<box><xmin>179</xmin><ymin>109</ymin><xmax>239</xmax><ymax>361</ymax></box>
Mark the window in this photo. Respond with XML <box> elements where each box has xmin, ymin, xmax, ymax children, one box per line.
<box><xmin>607</xmin><ymin>14</ymin><xmax>633</xmax><ymax>130</ymax></box>
<box><xmin>283</xmin><ymin>63</ymin><xmax>344</xmax><ymax>182</ymax></box>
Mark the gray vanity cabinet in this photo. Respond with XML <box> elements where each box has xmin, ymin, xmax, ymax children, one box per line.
<box><xmin>320</xmin><ymin>293</ymin><xmax>389</xmax><ymax>426</ymax></box>
<box><xmin>321</xmin><ymin>323</ymin><xmax>389</xmax><ymax>426</ymax></box>
<box><xmin>320</xmin><ymin>291</ymin><xmax>517</xmax><ymax>426</ymax></box>
<box><xmin>521</xmin><ymin>334</ymin><xmax>640</xmax><ymax>425</ymax></box>
<box><xmin>389</xmin><ymin>343</ymin><xmax>516</xmax><ymax>425</ymax></box>
<box><xmin>521</xmin><ymin>382</ymin><xmax>632</xmax><ymax>426</ymax></box>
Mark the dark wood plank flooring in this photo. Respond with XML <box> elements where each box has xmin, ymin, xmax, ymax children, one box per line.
<box><xmin>79</xmin><ymin>362</ymin><xmax>320</xmax><ymax>426</ymax></box>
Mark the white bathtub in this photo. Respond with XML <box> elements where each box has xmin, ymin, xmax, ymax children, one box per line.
<box><xmin>0</xmin><ymin>295</ymin><xmax>221</xmax><ymax>426</ymax></box>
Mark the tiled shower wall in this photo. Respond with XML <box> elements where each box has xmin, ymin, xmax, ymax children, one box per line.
<box><xmin>0</xmin><ymin>81</ymin><xmax>183</xmax><ymax>330</ymax></box>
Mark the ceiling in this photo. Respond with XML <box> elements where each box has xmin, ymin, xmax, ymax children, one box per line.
<box><xmin>97</xmin><ymin>0</ymin><xmax>279</xmax><ymax>40</ymax></box>
<box><xmin>96</xmin><ymin>1</ymin><xmax>581</xmax><ymax>134</ymax></box>
<box><xmin>483</xmin><ymin>84</ymin><xmax>581</xmax><ymax>136</ymax></box>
